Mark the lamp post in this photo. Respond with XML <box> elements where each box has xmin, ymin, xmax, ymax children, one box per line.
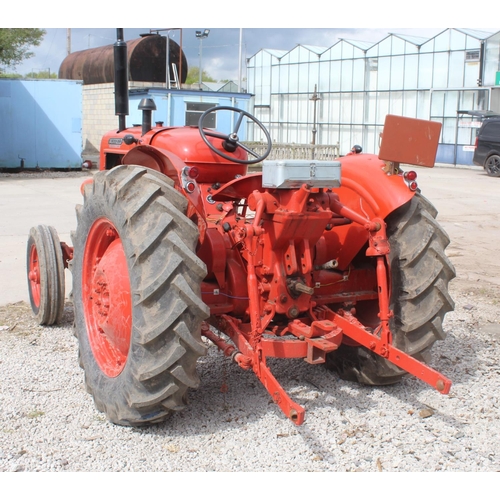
<box><xmin>149</xmin><ymin>28</ymin><xmax>183</xmax><ymax>89</ymax></box>
<box><xmin>195</xmin><ymin>29</ymin><xmax>210</xmax><ymax>90</ymax></box>
<box><xmin>165</xmin><ymin>30</ymin><xmax>172</xmax><ymax>89</ymax></box>
<box><xmin>310</xmin><ymin>84</ymin><xmax>321</xmax><ymax>146</ymax></box>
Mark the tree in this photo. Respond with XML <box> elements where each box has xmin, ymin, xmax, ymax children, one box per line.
<box><xmin>0</xmin><ymin>71</ymin><xmax>22</xmax><ymax>79</ymax></box>
<box><xmin>0</xmin><ymin>29</ymin><xmax>46</xmax><ymax>73</ymax></box>
<box><xmin>185</xmin><ymin>66</ymin><xmax>216</xmax><ymax>85</ymax></box>
<box><xmin>24</xmin><ymin>70</ymin><xmax>57</xmax><ymax>79</ymax></box>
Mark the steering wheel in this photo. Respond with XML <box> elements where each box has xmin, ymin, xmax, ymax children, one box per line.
<box><xmin>198</xmin><ymin>106</ymin><xmax>272</xmax><ymax>165</ymax></box>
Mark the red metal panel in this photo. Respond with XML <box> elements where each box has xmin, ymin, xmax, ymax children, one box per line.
<box><xmin>378</xmin><ymin>114</ymin><xmax>442</xmax><ymax>167</ymax></box>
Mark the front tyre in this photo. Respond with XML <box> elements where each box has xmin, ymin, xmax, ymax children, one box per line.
<box><xmin>27</xmin><ymin>225</ymin><xmax>65</xmax><ymax>325</ymax></box>
<box><xmin>326</xmin><ymin>193</ymin><xmax>456</xmax><ymax>385</ymax></box>
<box><xmin>72</xmin><ymin>165</ymin><xmax>209</xmax><ymax>425</ymax></box>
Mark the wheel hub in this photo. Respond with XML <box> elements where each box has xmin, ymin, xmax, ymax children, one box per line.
<box><xmin>28</xmin><ymin>245</ymin><xmax>41</xmax><ymax>307</ymax></box>
<box><xmin>91</xmin><ymin>268</ymin><xmax>110</xmax><ymax>329</ymax></box>
<box><xmin>83</xmin><ymin>219</ymin><xmax>132</xmax><ymax>377</ymax></box>
<box><xmin>487</xmin><ymin>157</ymin><xmax>500</xmax><ymax>176</ymax></box>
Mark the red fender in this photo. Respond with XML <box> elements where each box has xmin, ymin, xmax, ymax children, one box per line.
<box><xmin>338</xmin><ymin>154</ymin><xmax>413</xmax><ymax>216</ymax></box>
<box><xmin>207</xmin><ymin>154</ymin><xmax>414</xmax><ymax>271</ymax></box>
<box><xmin>320</xmin><ymin>154</ymin><xmax>414</xmax><ymax>269</ymax></box>
<box><xmin>121</xmin><ymin>145</ymin><xmax>208</xmax><ymax>243</ymax></box>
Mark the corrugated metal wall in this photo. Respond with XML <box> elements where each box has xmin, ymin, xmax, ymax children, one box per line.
<box><xmin>0</xmin><ymin>79</ymin><xmax>82</xmax><ymax>169</ymax></box>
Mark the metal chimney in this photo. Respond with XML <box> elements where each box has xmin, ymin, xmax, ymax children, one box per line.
<box><xmin>138</xmin><ymin>98</ymin><xmax>157</xmax><ymax>136</ymax></box>
<box><xmin>114</xmin><ymin>28</ymin><xmax>129</xmax><ymax>132</ymax></box>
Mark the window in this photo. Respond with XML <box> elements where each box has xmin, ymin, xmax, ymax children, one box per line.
<box><xmin>185</xmin><ymin>102</ymin><xmax>216</xmax><ymax>127</ymax></box>
<box><xmin>482</xmin><ymin>121</ymin><xmax>500</xmax><ymax>141</ymax></box>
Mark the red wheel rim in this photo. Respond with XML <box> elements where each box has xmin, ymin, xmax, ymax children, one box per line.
<box><xmin>28</xmin><ymin>244</ymin><xmax>41</xmax><ymax>308</ymax></box>
<box><xmin>83</xmin><ymin>219</ymin><xmax>132</xmax><ymax>377</ymax></box>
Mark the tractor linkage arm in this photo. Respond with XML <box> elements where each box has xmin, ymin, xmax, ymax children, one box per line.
<box><xmin>201</xmin><ymin>194</ymin><xmax>452</xmax><ymax>425</ymax></box>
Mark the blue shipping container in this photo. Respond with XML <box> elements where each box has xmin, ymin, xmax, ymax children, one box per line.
<box><xmin>0</xmin><ymin>79</ymin><xmax>82</xmax><ymax>169</ymax></box>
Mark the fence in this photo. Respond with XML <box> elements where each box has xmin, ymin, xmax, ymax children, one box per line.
<box><xmin>243</xmin><ymin>142</ymin><xmax>340</xmax><ymax>163</ymax></box>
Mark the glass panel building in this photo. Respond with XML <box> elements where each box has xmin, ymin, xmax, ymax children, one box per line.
<box><xmin>247</xmin><ymin>28</ymin><xmax>500</xmax><ymax>164</ymax></box>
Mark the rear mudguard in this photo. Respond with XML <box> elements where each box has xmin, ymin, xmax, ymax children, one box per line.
<box><xmin>212</xmin><ymin>154</ymin><xmax>414</xmax><ymax>270</ymax></box>
<box><xmin>320</xmin><ymin>154</ymin><xmax>414</xmax><ymax>269</ymax></box>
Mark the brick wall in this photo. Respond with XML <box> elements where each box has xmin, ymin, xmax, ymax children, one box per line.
<box><xmin>81</xmin><ymin>82</ymin><xmax>167</xmax><ymax>162</ymax></box>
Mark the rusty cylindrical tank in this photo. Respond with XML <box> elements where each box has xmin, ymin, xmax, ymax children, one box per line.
<box><xmin>58</xmin><ymin>33</ymin><xmax>188</xmax><ymax>85</ymax></box>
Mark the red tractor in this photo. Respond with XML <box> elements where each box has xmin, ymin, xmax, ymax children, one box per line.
<box><xmin>26</xmin><ymin>36</ymin><xmax>455</xmax><ymax>427</ymax></box>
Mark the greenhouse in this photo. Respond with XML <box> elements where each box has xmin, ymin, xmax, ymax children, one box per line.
<box><xmin>246</xmin><ymin>28</ymin><xmax>500</xmax><ymax>164</ymax></box>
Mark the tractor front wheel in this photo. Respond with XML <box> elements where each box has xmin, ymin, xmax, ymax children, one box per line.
<box><xmin>326</xmin><ymin>193</ymin><xmax>455</xmax><ymax>385</ymax></box>
<box><xmin>71</xmin><ymin>165</ymin><xmax>209</xmax><ymax>425</ymax></box>
<box><xmin>26</xmin><ymin>225</ymin><xmax>65</xmax><ymax>325</ymax></box>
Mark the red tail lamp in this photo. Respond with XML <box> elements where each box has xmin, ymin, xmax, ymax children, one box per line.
<box><xmin>185</xmin><ymin>166</ymin><xmax>199</xmax><ymax>179</ymax></box>
<box><xmin>404</xmin><ymin>170</ymin><xmax>417</xmax><ymax>181</ymax></box>
<box><xmin>182</xmin><ymin>166</ymin><xmax>199</xmax><ymax>193</ymax></box>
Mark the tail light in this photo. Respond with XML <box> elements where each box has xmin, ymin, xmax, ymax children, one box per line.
<box><xmin>404</xmin><ymin>170</ymin><xmax>417</xmax><ymax>181</ymax></box>
<box><xmin>182</xmin><ymin>166</ymin><xmax>199</xmax><ymax>193</ymax></box>
<box><xmin>186</xmin><ymin>166</ymin><xmax>199</xmax><ymax>179</ymax></box>
<box><xmin>403</xmin><ymin>170</ymin><xmax>418</xmax><ymax>191</ymax></box>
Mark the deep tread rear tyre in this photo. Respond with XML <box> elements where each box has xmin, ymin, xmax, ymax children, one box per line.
<box><xmin>27</xmin><ymin>225</ymin><xmax>65</xmax><ymax>325</ymax></box>
<box><xmin>326</xmin><ymin>193</ymin><xmax>455</xmax><ymax>385</ymax></box>
<box><xmin>72</xmin><ymin>165</ymin><xmax>209</xmax><ymax>426</ymax></box>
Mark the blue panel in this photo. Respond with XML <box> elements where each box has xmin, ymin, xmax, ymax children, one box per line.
<box><xmin>435</xmin><ymin>144</ymin><xmax>455</xmax><ymax>163</ymax></box>
<box><xmin>456</xmin><ymin>148</ymin><xmax>474</xmax><ymax>165</ymax></box>
<box><xmin>72</xmin><ymin>117</ymin><xmax>81</xmax><ymax>133</ymax></box>
<box><xmin>0</xmin><ymin>81</ymin><xmax>11</xmax><ymax>97</ymax></box>
<box><xmin>128</xmin><ymin>89</ymin><xmax>251</xmax><ymax>139</ymax></box>
<box><xmin>0</xmin><ymin>79</ymin><xmax>82</xmax><ymax>169</ymax></box>
<box><xmin>436</xmin><ymin>144</ymin><xmax>474</xmax><ymax>165</ymax></box>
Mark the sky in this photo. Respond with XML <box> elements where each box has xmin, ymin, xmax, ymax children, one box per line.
<box><xmin>11</xmin><ymin>28</ymin><xmax>449</xmax><ymax>82</ymax></box>
<box><xmin>4</xmin><ymin>3</ymin><xmax>497</xmax><ymax>82</ymax></box>
<box><xmin>9</xmin><ymin>24</ymin><xmax>445</xmax><ymax>81</ymax></box>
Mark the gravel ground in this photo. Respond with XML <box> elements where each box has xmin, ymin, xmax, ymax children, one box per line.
<box><xmin>0</xmin><ymin>279</ymin><xmax>499</xmax><ymax>473</ymax></box>
<box><xmin>1</xmin><ymin>167</ymin><xmax>499</xmax><ymax>476</ymax></box>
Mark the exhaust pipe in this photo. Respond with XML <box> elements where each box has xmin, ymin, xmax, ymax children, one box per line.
<box><xmin>138</xmin><ymin>98</ymin><xmax>157</xmax><ymax>136</ymax></box>
<box><xmin>114</xmin><ymin>28</ymin><xmax>129</xmax><ymax>132</ymax></box>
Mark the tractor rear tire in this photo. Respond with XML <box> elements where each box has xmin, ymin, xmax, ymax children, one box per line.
<box><xmin>27</xmin><ymin>225</ymin><xmax>65</xmax><ymax>325</ymax></box>
<box><xmin>71</xmin><ymin>165</ymin><xmax>209</xmax><ymax>426</ymax></box>
<box><xmin>326</xmin><ymin>193</ymin><xmax>455</xmax><ymax>385</ymax></box>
